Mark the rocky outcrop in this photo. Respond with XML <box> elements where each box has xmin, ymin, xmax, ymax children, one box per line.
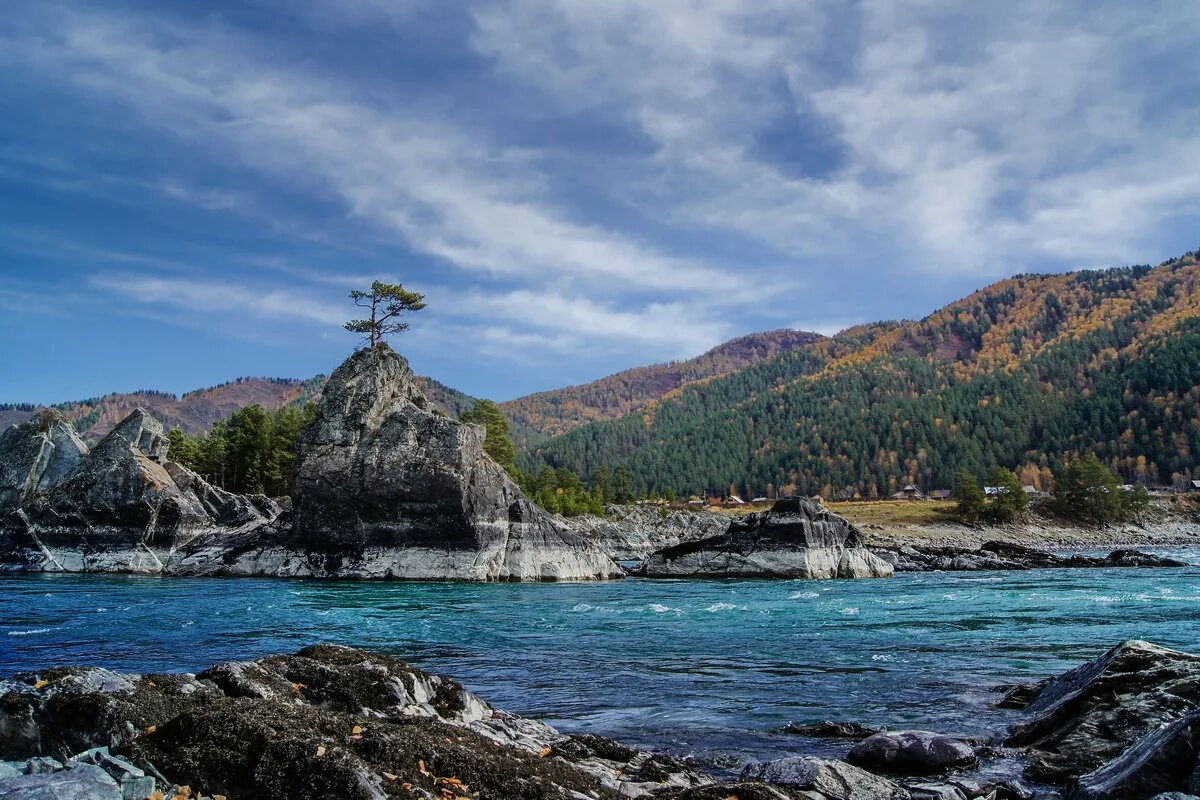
<box><xmin>0</xmin><ymin>410</ymin><xmax>273</xmax><ymax>573</ymax></box>
<box><xmin>558</xmin><ymin>504</ymin><xmax>731</xmax><ymax>562</ymax></box>
<box><xmin>0</xmin><ymin>646</ymin><xmax>724</xmax><ymax>799</ymax></box>
<box><xmin>740</xmin><ymin>756</ymin><xmax>910</xmax><ymax>800</ymax></box>
<box><xmin>639</xmin><ymin>497</ymin><xmax>894</xmax><ymax>579</ymax></box>
<box><xmin>873</xmin><ymin>541</ymin><xmax>1191</xmax><ymax>573</ymax></box>
<box><xmin>1004</xmin><ymin>640</ymin><xmax>1200</xmax><ymax>790</ymax></box>
<box><xmin>280</xmin><ymin>345</ymin><xmax>621</xmax><ymax>581</ymax></box>
<box><xmin>0</xmin><ymin>346</ymin><xmax>621</xmax><ymax>582</ymax></box>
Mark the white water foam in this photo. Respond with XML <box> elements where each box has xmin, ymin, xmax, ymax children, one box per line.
<box><xmin>7</xmin><ymin>628</ymin><xmax>50</xmax><ymax>636</ymax></box>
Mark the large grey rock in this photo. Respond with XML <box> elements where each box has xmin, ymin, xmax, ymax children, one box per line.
<box><xmin>1068</xmin><ymin>711</ymin><xmax>1200</xmax><ymax>800</ymax></box>
<box><xmin>0</xmin><ymin>418</ymin><xmax>87</xmax><ymax>513</ymax></box>
<box><xmin>741</xmin><ymin>756</ymin><xmax>910</xmax><ymax>800</ymax></box>
<box><xmin>640</xmin><ymin>497</ymin><xmax>894</xmax><ymax>579</ymax></box>
<box><xmin>1006</xmin><ymin>640</ymin><xmax>1200</xmax><ymax>783</ymax></box>
<box><xmin>848</xmin><ymin>731</ymin><xmax>977</xmax><ymax>775</ymax></box>
<box><xmin>1</xmin><ymin>410</ymin><xmax>271</xmax><ymax>574</ymax></box>
<box><xmin>285</xmin><ymin>345</ymin><xmax>622</xmax><ymax>581</ymax></box>
<box><xmin>0</xmin><ymin>763</ymin><xmax>121</xmax><ymax>800</ymax></box>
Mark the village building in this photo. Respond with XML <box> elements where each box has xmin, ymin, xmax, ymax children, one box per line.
<box><xmin>890</xmin><ymin>484</ymin><xmax>927</xmax><ymax>501</ymax></box>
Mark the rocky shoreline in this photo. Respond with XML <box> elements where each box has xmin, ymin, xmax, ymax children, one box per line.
<box><xmin>3</xmin><ymin>640</ymin><xmax>1200</xmax><ymax>799</ymax></box>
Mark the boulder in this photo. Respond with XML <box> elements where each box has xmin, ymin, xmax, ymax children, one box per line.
<box><xmin>1006</xmin><ymin>640</ymin><xmax>1200</xmax><ymax>783</ymax></box>
<box><xmin>640</xmin><ymin>496</ymin><xmax>894</xmax><ymax>579</ymax></box>
<box><xmin>1067</xmin><ymin>710</ymin><xmax>1200</xmax><ymax>800</ymax></box>
<box><xmin>848</xmin><ymin>731</ymin><xmax>977</xmax><ymax>775</ymax></box>
<box><xmin>741</xmin><ymin>756</ymin><xmax>910</xmax><ymax>800</ymax></box>
<box><xmin>286</xmin><ymin>345</ymin><xmax>621</xmax><ymax>581</ymax></box>
<box><xmin>1</xmin><ymin>410</ymin><xmax>272</xmax><ymax>573</ymax></box>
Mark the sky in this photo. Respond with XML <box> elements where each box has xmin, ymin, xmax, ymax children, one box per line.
<box><xmin>1</xmin><ymin>1</ymin><xmax>1198</xmax><ymax>404</ymax></box>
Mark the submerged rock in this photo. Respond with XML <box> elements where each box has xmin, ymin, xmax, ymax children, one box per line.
<box><xmin>873</xmin><ymin>541</ymin><xmax>1190</xmax><ymax>573</ymax></box>
<box><xmin>741</xmin><ymin>755</ymin><xmax>910</xmax><ymax>800</ymax></box>
<box><xmin>848</xmin><ymin>731</ymin><xmax>977</xmax><ymax>776</ymax></box>
<box><xmin>1005</xmin><ymin>640</ymin><xmax>1200</xmax><ymax>784</ymax></box>
<box><xmin>639</xmin><ymin>497</ymin><xmax>894</xmax><ymax>579</ymax></box>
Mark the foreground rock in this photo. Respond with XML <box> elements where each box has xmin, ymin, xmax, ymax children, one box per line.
<box><xmin>0</xmin><ymin>645</ymin><xmax>717</xmax><ymax>799</ymax></box>
<box><xmin>0</xmin><ymin>346</ymin><xmax>621</xmax><ymax>582</ymax></box>
<box><xmin>558</xmin><ymin>504</ymin><xmax>731</xmax><ymax>562</ymax></box>
<box><xmin>848</xmin><ymin>731</ymin><xmax>977</xmax><ymax>776</ymax></box>
<box><xmin>741</xmin><ymin>756</ymin><xmax>910</xmax><ymax>800</ymax></box>
<box><xmin>1003</xmin><ymin>640</ymin><xmax>1200</xmax><ymax>795</ymax></box>
<box><xmin>872</xmin><ymin>541</ymin><xmax>1190</xmax><ymax>573</ymax></box>
<box><xmin>639</xmin><ymin>497</ymin><xmax>894</xmax><ymax>579</ymax></box>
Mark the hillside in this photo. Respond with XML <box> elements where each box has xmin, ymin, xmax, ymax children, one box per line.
<box><xmin>525</xmin><ymin>250</ymin><xmax>1200</xmax><ymax>498</ymax></box>
<box><xmin>499</xmin><ymin>328</ymin><xmax>824</xmax><ymax>444</ymax></box>
<box><xmin>0</xmin><ymin>374</ymin><xmax>472</xmax><ymax>442</ymax></box>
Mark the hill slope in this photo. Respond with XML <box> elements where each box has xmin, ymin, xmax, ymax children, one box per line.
<box><xmin>525</xmin><ymin>250</ymin><xmax>1200</xmax><ymax>497</ymax></box>
<box><xmin>499</xmin><ymin>328</ymin><xmax>824</xmax><ymax>444</ymax></box>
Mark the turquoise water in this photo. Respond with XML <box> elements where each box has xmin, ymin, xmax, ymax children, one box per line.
<box><xmin>3</xmin><ymin>555</ymin><xmax>1200</xmax><ymax>771</ymax></box>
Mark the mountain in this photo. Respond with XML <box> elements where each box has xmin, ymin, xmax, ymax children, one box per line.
<box><xmin>499</xmin><ymin>329</ymin><xmax>825</xmax><ymax>444</ymax></box>
<box><xmin>0</xmin><ymin>374</ymin><xmax>474</xmax><ymax>442</ymax></box>
<box><xmin>524</xmin><ymin>249</ymin><xmax>1200</xmax><ymax>498</ymax></box>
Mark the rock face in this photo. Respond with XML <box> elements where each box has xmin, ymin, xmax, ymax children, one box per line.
<box><xmin>1004</xmin><ymin>640</ymin><xmax>1200</xmax><ymax>790</ymax></box>
<box><xmin>0</xmin><ymin>410</ymin><xmax>273</xmax><ymax>573</ymax></box>
<box><xmin>873</xmin><ymin>541</ymin><xmax>1191</xmax><ymax>573</ymax></box>
<box><xmin>284</xmin><ymin>345</ymin><xmax>621</xmax><ymax>581</ymax></box>
<box><xmin>848</xmin><ymin>731</ymin><xmax>977</xmax><ymax>776</ymax></box>
<box><xmin>1070</xmin><ymin>711</ymin><xmax>1200</xmax><ymax>800</ymax></box>
<box><xmin>558</xmin><ymin>504</ymin><xmax>731</xmax><ymax>562</ymax></box>
<box><xmin>0</xmin><ymin>646</ymin><xmax>721</xmax><ymax>800</ymax></box>
<box><xmin>639</xmin><ymin>497</ymin><xmax>894</xmax><ymax>579</ymax></box>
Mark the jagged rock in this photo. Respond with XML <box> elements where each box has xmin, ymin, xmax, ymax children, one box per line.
<box><xmin>783</xmin><ymin>721</ymin><xmax>883</xmax><ymax>740</ymax></box>
<box><xmin>1069</xmin><ymin>711</ymin><xmax>1200</xmax><ymax>800</ymax></box>
<box><xmin>0</xmin><ymin>645</ymin><xmax>709</xmax><ymax>799</ymax></box>
<box><xmin>286</xmin><ymin>345</ymin><xmax>621</xmax><ymax>581</ymax></box>
<box><xmin>848</xmin><ymin>731</ymin><xmax>977</xmax><ymax>775</ymax></box>
<box><xmin>1005</xmin><ymin>640</ymin><xmax>1200</xmax><ymax>783</ymax></box>
<box><xmin>872</xmin><ymin>541</ymin><xmax>1189</xmax><ymax>573</ymax></box>
<box><xmin>1</xmin><ymin>410</ymin><xmax>272</xmax><ymax>574</ymax></box>
<box><xmin>640</xmin><ymin>497</ymin><xmax>894</xmax><ymax>579</ymax></box>
<box><xmin>558</xmin><ymin>505</ymin><xmax>731</xmax><ymax>562</ymax></box>
<box><xmin>741</xmin><ymin>756</ymin><xmax>910</xmax><ymax>800</ymax></box>
<box><xmin>0</xmin><ymin>418</ymin><xmax>87</xmax><ymax>513</ymax></box>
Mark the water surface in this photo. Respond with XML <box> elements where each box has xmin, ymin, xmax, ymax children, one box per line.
<box><xmin>3</xmin><ymin>556</ymin><xmax>1200</xmax><ymax>770</ymax></box>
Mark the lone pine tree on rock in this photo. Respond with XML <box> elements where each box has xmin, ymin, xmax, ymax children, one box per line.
<box><xmin>344</xmin><ymin>280</ymin><xmax>426</xmax><ymax>347</ymax></box>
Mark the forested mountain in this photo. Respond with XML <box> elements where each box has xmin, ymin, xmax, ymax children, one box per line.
<box><xmin>498</xmin><ymin>329</ymin><xmax>824</xmax><ymax>445</ymax></box>
<box><xmin>0</xmin><ymin>374</ymin><xmax>471</xmax><ymax>442</ymax></box>
<box><xmin>523</xmin><ymin>250</ymin><xmax>1200</xmax><ymax>499</ymax></box>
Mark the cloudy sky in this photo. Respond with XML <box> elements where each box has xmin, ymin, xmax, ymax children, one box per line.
<box><xmin>2</xmin><ymin>1</ymin><xmax>1198</xmax><ymax>404</ymax></box>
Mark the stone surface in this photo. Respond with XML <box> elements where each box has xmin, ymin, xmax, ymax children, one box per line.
<box><xmin>283</xmin><ymin>345</ymin><xmax>621</xmax><ymax>581</ymax></box>
<box><xmin>1005</xmin><ymin>640</ymin><xmax>1200</xmax><ymax>783</ymax></box>
<box><xmin>872</xmin><ymin>541</ymin><xmax>1190</xmax><ymax>573</ymax></box>
<box><xmin>1068</xmin><ymin>710</ymin><xmax>1200</xmax><ymax>800</ymax></box>
<box><xmin>0</xmin><ymin>645</ymin><xmax>708</xmax><ymax>800</ymax></box>
<box><xmin>640</xmin><ymin>497</ymin><xmax>894</xmax><ymax>579</ymax></box>
<box><xmin>0</xmin><ymin>763</ymin><xmax>122</xmax><ymax>800</ymax></box>
<box><xmin>558</xmin><ymin>505</ymin><xmax>731</xmax><ymax>562</ymax></box>
<box><xmin>741</xmin><ymin>756</ymin><xmax>910</xmax><ymax>800</ymax></box>
<box><xmin>848</xmin><ymin>731</ymin><xmax>977</xmax><ymax>775</ymax></box>
<box><xmin>783</xmin><ymin>721</ymin><xmax>883</xmax><ymax>740</ymax></box>
<box><xmin>0</xmin><ymin>417</ymin><xmax>87</xmax><ymax>513</ymax></box>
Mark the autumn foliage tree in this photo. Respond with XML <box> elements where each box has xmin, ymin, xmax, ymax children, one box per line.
<box><xmin>344</xmin><ymin>281</ymin><xmax>426</xmax><ymax>347</ymax></box>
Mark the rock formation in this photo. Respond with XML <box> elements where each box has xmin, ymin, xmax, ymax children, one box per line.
<box><xmin>848</xmin><ymin>731</ymin><xmax>977</xmax><ymax>776</ymax></box>
<box><xmin>1003</xmin><ymin>640</ymin><xmax>1200</xmax><ymax>794</ymax></box>
<box><xmin>0</xmin><ymin>410</ymin><xmax>272</xmax><ymax>573</ymax></box>
<box><xmin>280</xmin><ymin>345</ymin><xmax>621</xmax><ymax>581</ymax></box>
<box><xmin>0</xmin><ymin>346</ymin><xmax>621</xmax><ymax>582</ymax></box>
<box><xmin>639</xmin><ymin>496</ymin><xmax>894</xmax><ymax>579</ymax></box>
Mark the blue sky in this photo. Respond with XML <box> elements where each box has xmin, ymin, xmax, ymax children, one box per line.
<box><xmin>2</xmin><ymin>1</ymin><xmax>1198</xmax><ymax>404</ymax></box>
